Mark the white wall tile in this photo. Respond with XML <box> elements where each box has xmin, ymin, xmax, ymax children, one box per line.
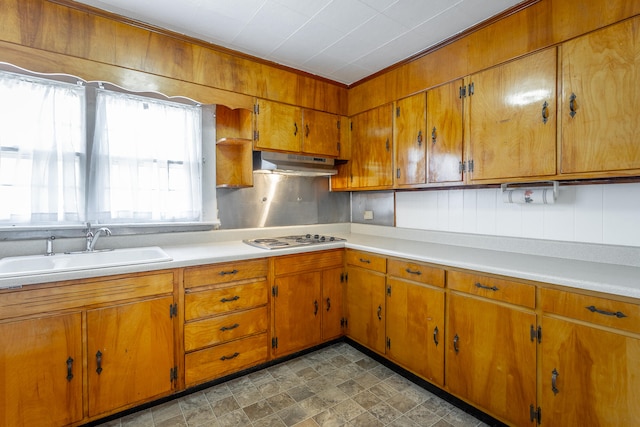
<box><xmin>520</xmin><ymin>204</ymin><xmax>544</xmax><ymax>239</ymax></box>
<box><xmin>462</xmin><ymin>189</ymin><xmax>477</xmax><ymax>233</ymax></box>
<box><xmin>543</xmin><ymin>186</ymin><xmax>576</xmax><ymax>241</ymax></box>
<box><xmin>476</xmin><ymin>188</ymin><xmax>497</xmax><ymax>235</ymax></box>
<box><xmin>574</xmin><ymin>184</ymin><xmax>603</xmax><ymax>243</ymax></box>
<box><xmin>436</xmin><ymin>190</ymin><xmax>450</xmax><ymax>231</ymax></box>
<box><xmin>448</xmin><ymin>190</ymin><xmax>465</xmax><ymax>232</ymax></box>
<box><xmin>496</xmin><ymin>201</ymin><xmax>522</xmax><ymax>237</ymax></box>
<box><xmin>603</xmin><ymin>183</ymin><xmax>640</xmax><ymax>246</ymax></box>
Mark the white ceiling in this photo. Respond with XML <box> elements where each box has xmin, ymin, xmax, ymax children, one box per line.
<box><xmin>73</xmin><ymin>0</ymin><xmax>525</xmax><ymax>85</ymax></box>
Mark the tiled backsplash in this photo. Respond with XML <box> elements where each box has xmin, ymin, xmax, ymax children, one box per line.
<box><xmin>396</xmin><ymin>182</ymin><xmax>640</xmax><ymax>248</ymax></box>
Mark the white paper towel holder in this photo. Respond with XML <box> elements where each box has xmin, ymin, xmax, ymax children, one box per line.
<box><xmin>501</xmin><ymin>181</ymin><xmax>559</xmax><ymax>204</ymax></box>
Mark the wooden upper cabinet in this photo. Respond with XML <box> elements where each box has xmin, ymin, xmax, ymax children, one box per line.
<box><xmin>254</xmin><ymin>99</ymin><xmax>341</xmax><ymax>157</ymax></box>
<box><xmin>466</xmin><ymin>48</ymin><xmax>557</xmax><ymax>182</ymax></box>
<box><xmin>427</xmin><ymin>80</ymin><xmax>464</xmax><ymax>184</ymax></box>
<box><xmin>394</xmin><ymin>92</ymin><xmax>427</xmax><ymax>186</ymax></box>
<box><xmin>561</xmin><ymin>16</ymin><xmax>640</xmax><ymax>175</ymax></box>
<box><xmin>301</xmin><ymin>109</ymin><xmax>340</xmax><ymax>157</ymax></box>
<box><xmin>350</xmin><ymin>104</ymin><xmax>394</xmax><ymax>189</ymax></box>
<box><xmin>254</xmin><ymin>99</ymin><xmax>302</xmax><ymax>153</ymax></box>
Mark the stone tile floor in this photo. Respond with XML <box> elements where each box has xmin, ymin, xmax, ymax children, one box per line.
<box><xmin>97</xmin><ymin>343</ymin><xmax>490</xmax><ymax>427</ymax></box>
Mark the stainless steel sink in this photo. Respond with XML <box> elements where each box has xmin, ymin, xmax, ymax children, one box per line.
<box><xmin>0</xmin><ymin>246</ymin><xmax>172</xmax><ymax>278</ymax></box>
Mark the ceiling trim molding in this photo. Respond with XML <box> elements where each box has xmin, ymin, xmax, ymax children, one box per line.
<box><xmin>49</xmin><ymin>0</ymin><xmax>349</xmax><ymax>89</ymax></box>
<box><xmin>348</xmin><ymin>0</ymin><xmax>541</xmax><ymax>88</ymax></box>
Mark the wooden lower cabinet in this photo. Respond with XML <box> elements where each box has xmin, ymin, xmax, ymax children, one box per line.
<box><xmin>272</xmin><ymin>250</ymin><xmax>345</xmax><ymax>357</ymax></box>
<box><xmin>446</xmin><ymin>292</ymin><xmax>536</xmax><ymax>426</ymax></box>
<box><xmin>183</xmin><ymin>259</ymin><xmax>270</xmax><ymax>387</ymax></box>
<box><xmin>386</xmin><ymin>258</ymin><xmax>445</xmax><ymax>386</ymax></box>
<box><xmin>87</xmin><ymin>296</ymin><xmax>175</xmax><ymax>417</ymax></box>
<box><xmin>0</xmin><ymin>313</ymin><xmax>83</xmax><ymax>427</ymax></box>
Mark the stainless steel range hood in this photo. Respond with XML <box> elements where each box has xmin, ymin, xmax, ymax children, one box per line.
<box><xmin>253</xmin><ymin>151</ymin><xmax>337</xmax><ymax>176</ymax></box>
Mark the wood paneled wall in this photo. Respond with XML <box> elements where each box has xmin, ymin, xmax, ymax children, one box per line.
<box><xmin>0</xmin><ymin>0</ymin><xmax>348</xmax><ymax>113</ymax></box>
<box><xmin>349</xmin><ymin>0</ymin><xmax>640</xmax><ymax>115</ymax></box>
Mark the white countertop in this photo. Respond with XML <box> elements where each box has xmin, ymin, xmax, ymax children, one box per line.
<box><xmin>1</xmin><ymin>228</ymin><xmax>639</xmax><ymax>300</ymax></box>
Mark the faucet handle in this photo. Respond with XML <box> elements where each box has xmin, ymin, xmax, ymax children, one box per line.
<box><xmin>46</xmin><ymin>236</ymin><xmax>55</xmax><ymax>256</ymax></box>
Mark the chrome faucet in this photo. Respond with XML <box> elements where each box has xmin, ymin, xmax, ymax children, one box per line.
<box><xmin>86</xmin><ymin>225</ymin><xmax>112</xmax><ymax>251</ymax></box>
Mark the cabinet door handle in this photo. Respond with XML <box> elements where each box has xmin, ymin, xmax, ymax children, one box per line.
<box><xmin>385</xmin><ymin>138</ymin><xmax>390</xmax><ymax>151</ymax></box>
<box><xmin>314</xmin><ymin>300</ymin><xmax>319</xmax><ymax>316</ymax></box>
<box><xmin>359</xmin><ymin>258</ymin><xmax>371</xmax><ymax>264</ymax></box>
<box><xmin>431</xmin><ymin>127</ymin><xmax>437</xmax><ymax>144</ymax></box>
<box><xmin>95</xmin><ymin>350</ymin><xmax>103</xmax><ymax>375</ymax></box>
<box><xmin>377</xmin><ymin>305</ymin><xmax>382</xmax><ymax>320</ymax></box>
<box><xmin>417</xmin><ymin>130</ymin><xmax>423</xmax><ymax>146</ymax></box>
<box><xmin>326</xmin><ymin>297</ymin><xmax>331</xmax><ymax>312</ymax></box>
<box><xmin>305</xmin><ymin>124</ymin><xmax>310</xmax><ymax>137</ymax></box>
<box><xmin>453</xmin><ymin>334</ymin><xmax>459</xmax><ymax>353</ymax></box>
<box><xmin>585</xmin><ymin>305</ymin><xmax>627</xmax><ymax>318</ymax></box>
<box><xmin>220</xmin><ymin>323</ymin><xmax>240</xmax><ymax>332</ymax></box>
<box><xmin>220</xmin><ymin>295</ymin><xmax>240</xmax><ymax>303</ymax></box>
<box><xmin>475</xmin><ymin>282</ymin><xmax>498</xmax><ymax>292</ymax></box>
<box><xmin>551</xmin><ymin>368</ymin><xmax>560</xmax><ymax>395</ymax></box>
<box><xmin>66</xmin><ymin>357</ymin><xmax>74</xmax><ymax>382</ymax></box>
<box><xmin>405</xmin><ymin>268</ymin><xmax>421</xmax><ymax>276</ymax></box>
<box><xmin>569</xmin><ymin>93</ymin><xmax>577</xmax><ymax>117</ymax></box>
<box><xmin>220</xmin><ymin>352</ymin><xmax>240</xmax><ymax>361</ymax></box>
<box><xmin>433</xmin><ymin>326</ymin><xmax>439</xmax><ymax>347</ymax></box>
<box><xmin>541</xmin><ymin>101</ymin><xmax>549</xmax><ymax>124</ymax></box>
<box><xmin>294</xmin><ymin>122</ymin><xmax>298</xmax><ymax>136</ymax></box>
<box><xmin>218</xmin><ymin>269</ymin><xmax>238</xmax><ymax>276</ymax></box>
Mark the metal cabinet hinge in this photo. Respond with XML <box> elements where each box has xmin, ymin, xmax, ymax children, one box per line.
<box><xmin>170</xmin><ymin>366</ymin><xmax>178</xmax><ymax>383</ymax></box>
<box><xmin>253</xmin><ymin>130</ymin><xmax>260</xmax><ymax>141</ymax></box>
<box><xmin>337</xmin><ymin>120</ymin><xmax>341</xmax><ymax>130</ymax></box>
<box><xmin>530</xmin><ymin>325</ymin><xmax>542</xmax><ymax>343</ymax></box>
<box><xmin>254</xmin><ymin>104</ymin><xmax>260</xmax><ymax>114</ymax></box>
<box><xmin>272</xmin><ymin>286</ymin><xmax>279</xmax><ymax>297</ymax></box>
<box><xmin>459</xmin><ymin>86</ymin><xmax>467</xmax><ymax>98</ymax></box>
<box><xmin>350</xmin><ymin>121</ymin><xmax>353</xmax><ymax>131</ymax></box>
<box><xmin>459</xmin><ymin>161</ymin><xmax>466</xmax><ymax>173</ymax></box>
<box><xmin>468</xmin><ymin>82</ymin><xmax>475</xmax><ymax>96</ymax></box>
<box><xmin>386</xmin><ymin>337</ymin><xmax>391</xmax><ymax>349</ymax></box>
<box><xmin>530</xmin><ymin>405</ymin><xmax>541</xmax><ymax>424</ymax></box>
<box><xmin>340</xmin><ymin>317</ymin><xmax>348</xmax><ymax>328</ymax></box>
<box><xmin>468</xmin><ymin>159</ymin><xmax>474</xmax><ymax>173</ymax></box>
<box><xmin>386</xmin><ymin>285</ymin><xmax>392</xmax><ymax>296</ymax></box>
<box><xmin>169</xmin><ymin>303</ymin><xmax>178</xmax><ymax>318</ymax></box>
<box><xmin>396</xmin><ymin>107</ymin><xmax>401</xmax><ymax>117</ymax></box>
<box><xmin>271</xmin><ymin>337</ymin><xmax>278</xmax><ymax>349</ymax></box>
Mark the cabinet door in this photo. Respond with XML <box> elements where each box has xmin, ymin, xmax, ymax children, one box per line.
<box><xmin>0</xmin><ymin>313</ymin><xmax>83</xmax><ymax>427</ymax></box>
<box><xmin>302</xmin><ymin>109</ymin><xmax>340</xmax><ymax>157</ymax></box>
<box><xmin>273</xmin><ymin>271</ymin><xmax>322</xmax><ymax>356</ymax></box>
<box><xmin>447</xmin><ymin>293</ymin><xmax>536</xmax><ymax>427</ymax></box>
<box><xmin>346</xmin><ymin>267</ymin><xmax>386</xmax><ymax>354</ymax></box>
<box><xmin>394</xmin><ymin>93</ymin><xmax>426</xmax><ymax>186</ymax></box>
<box><xmin>350</xmin><ymin>104</ymin><xmax>394</xmax><ymax>189</ymax></box>
<box><xmin>541</xmin><ymin>315</ymin><xmax>640</xmax><ymax>426</ymax></box>
<box><xmin>427</xmin><ymin>80</ymin><xmax>464</xmax><ymax>183</ymax></box>
<box><xmin>561</xmin><ymin>17</ymin><xmax>640</xmax><ymax>174</ymax></box>
<box><xmin>322</xmin><ymin>267</ymin><xmax>344</xmax><ymax>341</ymax></box>
<box><xmin>467</xmin><ymin>48</ymin><xmax>557</xmax><ymax>181</ymax></box>
<box><xmin>255</xmin><ymin>99</ymin><xmax>302</xmax><ymax>152</ymax></box>
<box><xmin>87</xmin><ymin>296</ymin><xmax>175</xmax><ymax>417</ymax></box>
<box><xmin>386</xmin><ymin>278</ymin><xmax>444</xmax><ymax>386</ymax></box>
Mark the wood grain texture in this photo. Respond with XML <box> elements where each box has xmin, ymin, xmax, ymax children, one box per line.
<box><xmin>448</xmin><ymin>270</ymin><xmax>536</xmax><ymax>309</ymax></box>
<box><xmin>184</xmin><ymin>281</ymin><xmax>269</xmax><ymax>321</ymax></box>
<box><xmin>394</xmin><ymin>92</ymin><xmax>427</xmax><ymax>186</ymax></box>
<box><xmin>184</xmin><ymin>259</ymin><xmax>268</xmax><ymax>288</ymax></box>
<box><xmin>274</xmin><ymin>249</ymin><xmax>343</xmax><ymax>276</ymax></box>
<box><xmin>322</xmin><ymin>267</ymin><xmax>345</xmax><ymax>341</ymax></box>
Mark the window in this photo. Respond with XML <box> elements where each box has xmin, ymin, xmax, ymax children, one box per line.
<box><xmin>0</xmin><ymin>67</ymin><xmax>209</xmax><ymax>230</ymax></box>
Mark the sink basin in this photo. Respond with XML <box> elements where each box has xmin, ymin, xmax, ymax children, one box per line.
<box><xmin>0</xmin><ymin>247</ymin><xmax>172</xmax><ymax>279</ymax></box>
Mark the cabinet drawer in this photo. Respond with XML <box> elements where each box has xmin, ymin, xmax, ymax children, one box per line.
<box><xmin>388</xmin><ymin>259</ymin><xmax>444</xmax><ymax>288</ymax></box>
<box><xmin>184</xmin><ymin>280</ymin><xmax>268</xmax><ymax>321</ymax></box>
<box><xmin>448</xmin><ymin>271</ymin><xmax>535</xmax><ymax>309</ymax></box>
<box><xmin>184</xmin><ymin>306</ymin><xmax>268</xmax><ymax>351</ymax></box>
<box><xmin>184</xmin><ymin>259</ymin><xmax>268</xmax><ymax>288</ymax></box>
<box><xmin>274</xmin><ymin>249</ymin><xmax>343</xmax><ymax>276</ymax></box>
<box><xmin>346</xmin><ymin>250</ymin><xmax>386</xmax><ymax>273</ymax></box>
<box><xmin>185</xmin><ymin>333</ymin><xmax>268</xmax><ymax>386</ymax></box>
<box><xmin>541</xmin><ymin>287</ymin><xmax>640</xmax><ymax>334</ymax></box>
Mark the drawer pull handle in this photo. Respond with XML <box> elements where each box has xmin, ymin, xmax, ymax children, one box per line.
<box><xmin>453</xmin><ymin>334</ymin><xmax>460</xmax><ymax>353</ymax></box>
<box><xmin>326</xmin><ymin>297</ymin><xmax>331</xmax><ymax>312</ymax></box>
<box><xmin>95</xmin><ymin>350</ymin><xmax>103</xmax><ymax>375</ymax></box>
<box><xmin>433</xmin><ymin>326</ymin><xmax>439</xmax><ymax>347</ymax></box>
<box><xmin>359</xmin><ymin>258</ymin><xmax>371</xmax><ymax>264</ymax></box>
<box><xmin>220</xmin><ymin>323</ymin><xmax>240</xmax><ymax>332</ymax></box>
<box><xmin>220</xmin><ymin>352</ymin><xmax>240</xmax><ymax>361</ymax></box>
<box><xmin>551</xmin><ymin>368</ymin><xmax>560</xmax><ymax>395</ymax></box>
<box><xmin>66</xmin><ymin>357</ymin><xmax>74</xmax><ymax>382</ymax></box>
<box><xmin>475</xmin><ymin>282</ymin><xmax>498</xmax><ymax>292</ymax></box>
<box><xmin>377</xmin><ymin>305</ymin><xmax>382</xmax><ymax>320</ymax></box>
<box><xmin>405</xmin><ymin>268</ymin><xmax>422</xmax><ymax>276</ymax></box>
<box><xmin>569</xmin><ymin>93</ymin><xmax>577</xmax><ymax>118</ymax></box>
<box><xmin>585</xmin><ymin>305</ymin><xmax>627</xmax><ymax>318</ymax></box>
<box><xmin>220</xmin><ymin>295</ymin><xmax>240</xmax><ymax>303</ymax></box>
<box><xmin>219</xmin><ymin>269</ymin><xmax>238</xmax><ymax>276</ymax></box>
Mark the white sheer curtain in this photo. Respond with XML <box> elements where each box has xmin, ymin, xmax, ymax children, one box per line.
<box><xmin>89</xmin><ymin>90</ymin><xmax>202</xmax><ymax>223</ymax></box>
<box><xmin>0</xmin><ymin>72</ymin><xmax>85</xmax><ymax>224</ymax></box>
